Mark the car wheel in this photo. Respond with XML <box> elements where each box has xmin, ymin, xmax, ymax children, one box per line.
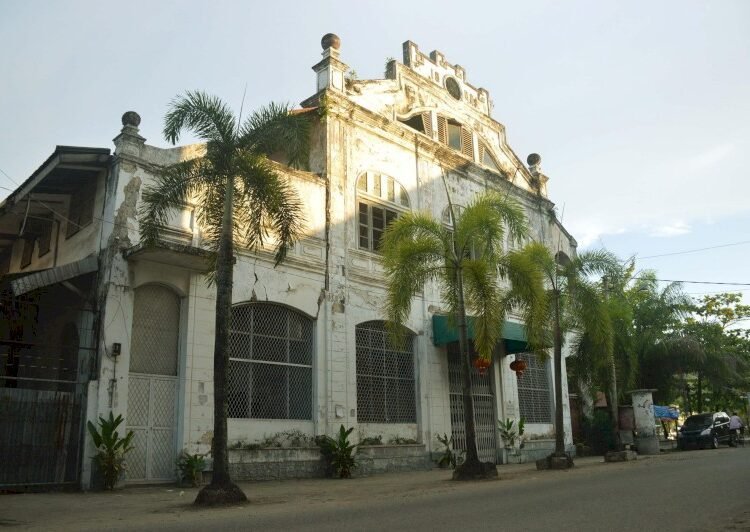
<box><xmin>711</xmin><ymin>435</ymin><xmax>719</xmax><ymax>449</ymax></box>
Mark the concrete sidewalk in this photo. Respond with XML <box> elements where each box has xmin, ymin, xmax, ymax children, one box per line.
<box><xmin>0</xmin><ymin>455</ymin><xmax>657</xmax><ymax>531</ymax></box>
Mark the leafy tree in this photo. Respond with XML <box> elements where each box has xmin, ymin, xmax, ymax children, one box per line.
<box><xmin>381</xmin><ymin>188</ymin><xmax>547</xmax><ymax>479</ymax></box>
<box><xmin>139</xmin><ymin>91</ymin><xmax>310</xmax><ymax>505</ymax></box>
<box><xmin>535</xmin><ymin>248</ymin><xmax>617</xmax><ymax>459</ymax></box>
<box><xmin>683</xmin><ymin>293</ymin><xmax>750</xmax><ymax>412</ymax></box>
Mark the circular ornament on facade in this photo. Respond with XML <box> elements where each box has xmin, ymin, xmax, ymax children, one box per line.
<box><xmin>445</xmin><ymin>77</ymin><xmax>462</xmax><ymax>100</ymax></box>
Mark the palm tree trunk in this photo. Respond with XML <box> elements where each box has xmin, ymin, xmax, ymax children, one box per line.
<box><xmin>196</xmin><ymin>178</ymin><xmax>247</xmax><ymax>505</ymax></box>
<box><xmin>553</xmin><ymin>290</ymin><xmax>566</xmax><ymax>457</ymax></box>
<box><xmin>609</xmin><ymin>354</ymin><xmax>620</xmax><ymax>451</ymax></box>
<box><xmin>455</xmin><ymin>268</ymin><xmax>481</xmax><ymax>468</ymax></box>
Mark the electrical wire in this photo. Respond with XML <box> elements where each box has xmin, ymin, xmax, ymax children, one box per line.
<box><xmin>638</xmin><ymin>240</ymin><xmax>750</xmax><ymax>260</ymax></box>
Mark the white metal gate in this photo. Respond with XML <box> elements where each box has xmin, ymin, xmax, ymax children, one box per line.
<box><xmin>448</xmin><ymin>343</ymin><xmax>497</xmax><ymax>463</ymax></box>
<box><xmin>126</xmin><ymin>284</ymin><xmax>180</xmax><ymax>482</ymax></box>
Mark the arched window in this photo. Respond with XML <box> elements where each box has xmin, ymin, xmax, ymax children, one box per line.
<box><xmin>227</xmin><ymin>303</ymin><xmax>313</xmax><ymax>420</ymax></box>
<box><xmin>516</xmin><ymin>353</ymin><xmax>552</xmax><ymax>423</ymax></box>
<box><xmin>399</xmin><ymin>112</ymin><xmax>433</xmax><ymax>137</ymax></box>
<box><xmin>478</xmin><ymin>141</ymin><xmax>502</xmax><ymax>174</ymax></box>
<box><xmin>356</xmin><ymin>172</ymin><xmax>410</xmax><ymax>252</ymax></box>
<box><xmin>355</xmin><ymin>321</ymin><xmax>416</xmax><ymax>423</ymax></box>
<box><xmin>441</xmin><ymin>204</ymin><xmax>465</xmax><ymax>228</ymax></box>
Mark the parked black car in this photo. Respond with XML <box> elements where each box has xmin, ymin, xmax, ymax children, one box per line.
<box><xmin>677</xmin><ymin>412</ymin><xmax>731</xmax><ymax>450</ymax></box>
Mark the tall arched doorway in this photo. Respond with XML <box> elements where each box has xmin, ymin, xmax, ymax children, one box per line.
<box><xmin>126</xmin><ymin>284</ymin><xmax>180</xmax><ymax>482</ymax></box>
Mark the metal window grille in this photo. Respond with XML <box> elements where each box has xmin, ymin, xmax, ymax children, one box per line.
<box><xmin>447</xmin><ymin>342</ymin><xmax>497</xmax><ymax>463</ymax></box>
<box><xmin>228</xmin><ymin>303</ymin><xmax>313</xmax><ymax>420</ymax></box>
<box><xmin>356</xmin><ymin>321</ymin><xmax>416</xmax><ymax>423</ymax></box>
<box><xmin>129</xmin><ymin>285</ymin><xmax>180</xmax><ymax>376</ymax></box>
<box><xmin>516</xmin><ymin>353</ymin><xmax>552</xmax><ymax>423</ymax></box>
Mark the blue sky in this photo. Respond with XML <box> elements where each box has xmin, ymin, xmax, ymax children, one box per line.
<box><xmin>1</xmin><ymin>0</ymin><xmax>748</xmax><ymax>302</ymax></box>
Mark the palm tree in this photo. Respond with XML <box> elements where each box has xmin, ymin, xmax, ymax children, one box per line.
<box><xmin>530</xmin><ymin>248</ymin><xmax>617</xmax><ymax>462</ymax></box>
<box><xmin>139</xmin><ymin>91</ymin><xmax>310</xmax><ymax>505</ymax></box>
<box><xmin>381</xmin><ymin>188</ymin><xmax>547</xmax><ymax>480</ymax></box>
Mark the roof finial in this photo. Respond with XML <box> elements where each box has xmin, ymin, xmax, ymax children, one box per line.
<box><xmin>321</xmin><ymin>33</ymin><xmax>340</xmax><ymax>51</ymax></box>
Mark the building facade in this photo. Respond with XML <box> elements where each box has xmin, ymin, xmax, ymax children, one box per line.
<box><xmin>0</xmin><ymin>35</ymin><xmax>577</xmax><ymax>488</ymax></box>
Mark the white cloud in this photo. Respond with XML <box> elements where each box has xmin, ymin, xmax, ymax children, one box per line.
<box><xmin>554</xmin><ymin>138</ymin><xmax>748</xmax><ymax>249</ymax></box>
<box><xmin>648</xmin><ymin>221</ymin><xmax>691</xmax><ymax>238</ymax></box>
<box><xmin>688</xmin><ymin>143</ymin><xmax>735</xmax><ymax>170</ymax></box>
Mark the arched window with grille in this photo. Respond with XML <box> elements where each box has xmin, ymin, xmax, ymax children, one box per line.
<box><xmin>355</xmin><ymin>321</ymin><xmax>416</xmax><ymax>423</ymax></box>
<box><xmin>228</xmin><ymin>303</ymin><xmax>313</xmax><ymax>420</ymax></box>
<box><xmin>356</xmin><ymin>172</ymin><xmax>410</xmax><ymax>252</ymax></box>
<box><xmin>516</xmin><ymin>353</ymin><xmax>552</xmax><ymax>423</ymax></box>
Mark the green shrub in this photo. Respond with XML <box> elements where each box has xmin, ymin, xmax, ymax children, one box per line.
<box><xmin>359</xmin><ymin>435</ymin><xmax>383</xmax><ymax>446</ymax></box>
<box><xmin>436</xmin><ymin>433</ymin><xmax>462</xmax><ymax>469</ymax></box>
<box><xmin>318</xmin><ymin>425</ymin><xmax>357</xmax><ymax>478</ymax></box>
<box><xmin>176</xmin><ymin>450</ymin><xmax>207</xmax><ymax>487</ymax></box>
<box><xmin>87</xmin><ymin>412</ymin><xmax>134</xmax><ymax>490</ymax></box>
<box><xmin>387</xmin><ymin>436</ymin><xmax>418</xmax><ymax>445</ymax></box>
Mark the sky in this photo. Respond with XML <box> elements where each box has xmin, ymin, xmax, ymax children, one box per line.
<box><xmin>1</xmin><ymin>0</ymin><xmax>748</xmax><ymax>305</ymax></box>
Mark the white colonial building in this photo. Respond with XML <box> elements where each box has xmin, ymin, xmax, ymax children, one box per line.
<box><xmin>0</xmin><ymin>35</ymin><xmax>577</xmax><ymax>489</ymax></box>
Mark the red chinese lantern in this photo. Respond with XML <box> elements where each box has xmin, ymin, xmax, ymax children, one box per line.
<box><xmin>509</xmin><ymin>359</ymin><xmax>528</xmax><ymax>378</ymax></box>
<box><xmin>472</xmin><ymin>357</ymin><xmax>492</xmax><ymax>376</ymax></box>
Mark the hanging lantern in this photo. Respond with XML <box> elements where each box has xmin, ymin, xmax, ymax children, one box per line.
<box><xmin>509</xmin><ymin>359</ymin><xmax>528</xmax><ymax>378</ymax></box>
<box><xmin>472</xmin><ymin>357</ymin><xmax>492</xmax><ymax>376</ymax></box>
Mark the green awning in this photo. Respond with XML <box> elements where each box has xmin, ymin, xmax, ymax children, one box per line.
<box><xmin>431</xmin><ymin>314</ymin><xmax>529</xmax><ymax>354</ymax></box>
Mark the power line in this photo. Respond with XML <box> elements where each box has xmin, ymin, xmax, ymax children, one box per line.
<box><xmin>638</xmin><ymin>240</ymin><xmax>750</xmax><ymax>260</ymax></box>
<box><xmin>633</xmin><ymin>276</ymin><xmax>750</xmax><ymax>287</ymax></box>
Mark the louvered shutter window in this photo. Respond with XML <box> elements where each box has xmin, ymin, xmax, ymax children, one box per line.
<box><xmin>437</xmin><ymin>115</ymin><xmax>448</xmax><ymax>144</ymax></box>
<box><xmin>422</xmin><ymin>112</ymin><xmax>433</xmax><ymax>138</ymax></box>
<box><xmin>461</xmin><ymin>128</ymin><xmax>474</xmax><ymax>159</ymax></box>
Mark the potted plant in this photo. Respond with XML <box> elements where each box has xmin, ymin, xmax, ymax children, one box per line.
<box><xmin>176</xmin><ymin>450</ymin><xmax>208</xmax><ymax>487</ymax></box>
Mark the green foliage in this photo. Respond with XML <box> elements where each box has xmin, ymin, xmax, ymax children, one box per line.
<box><xmin>498</xmin><ymin>418</ymin><xmax>525</xmax><ymax>449</ymax></box>
<box><xmin>387</xmin><ymin>436</ymin><xmax>418</xmax><ymax>445</ymax></box>
<box><xmin>87</xmin><ymin>412</ymin><xmax>135</xmax><ymax>490</ymax></box>
<box><xmin>436</xmin><ymin>433</ymin><xmax>463</xmax><ymax>469</ymax></box>
<box><xmin>582</xmin><ymin>409</ymin><xmax>615</xmax><ymax>455</ymax></box>
<box><xmin>359</xmin><ymin>435</ymin><xmax>383</xmax><ymax>446</ymax></box>
<box><xmin>140</xmin><ymin>91</ymin><xmax>311</xmax><ymax>268</ymax></box>
<box><xmin>318</xmin><ymin>425</ymin><xmax>357</xmax><ymax>479</ymax></box>
<box><xmin>176</xmin><ymin>450</ymin><xmax>207</xmax><ymax>487</ymax></box>
<box><xmin>231</xmin><ymin>430</ymin><xmax>318</xmax><ymax>450</ymax></box>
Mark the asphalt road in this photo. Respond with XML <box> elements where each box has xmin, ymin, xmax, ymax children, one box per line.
<box><xmin>4</xmin><ymin>448</ymin><xmax>749</xmax><ymax>531</ymax></box>
<box><xmin>176</xmin><ymin>448</ymin><xmax>750</xmax><ymax>532</ymax></box>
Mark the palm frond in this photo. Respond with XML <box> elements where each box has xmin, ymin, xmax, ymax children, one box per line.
<box><xmin>381</xmin><ymin>214</ymin><xmax>447</xmax><ymax>330</ymax></box>
<box><xmin>233</xmin><ymin>152</ymin><xmax>304</xmax><ymax>265</ymax></box>
<box><xmin>462</xmin><ymin>259</ymin><xmax>502</xmax><ymax>359</ymax></box>
<box><xmin>163</xmin><ymin>90</ymin><xmax>237</xmax><ymax>147</ymax></box>
<box><xmin>139</xmin><ymin>158</ymin><xmax>211</xmax><ymax>246</ymax></box>
<box><xmin>240</xmin><ymin>103</ymin><xmax>312</xmax><ymax>169</ymax></box>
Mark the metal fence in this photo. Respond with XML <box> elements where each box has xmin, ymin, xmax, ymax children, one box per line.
<box><xmin>0</xmin><ymin>295</ymin><xmax>95</xmax><ymax>489</ymax></box>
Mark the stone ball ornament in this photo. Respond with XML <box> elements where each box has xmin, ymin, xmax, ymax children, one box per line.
<box><xmin>121</xmin><ymin>111</ymin><xmax>141</xmax><ymax>127</ymax></box>
<box><xmin>321</xmin><ymin>33</ymin><xmax>341</xmax><ymax>50</ymax></box>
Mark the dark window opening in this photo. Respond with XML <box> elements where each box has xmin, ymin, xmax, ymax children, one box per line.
<box><xmin>66</xmin><ymin>181</ymin><xmax>96</xmax><ymax>238</ymax></box>
<box><xmin>400</xmin><ymin>115</ymin><xmax>426</xmax><ymax>134</ymax></box>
